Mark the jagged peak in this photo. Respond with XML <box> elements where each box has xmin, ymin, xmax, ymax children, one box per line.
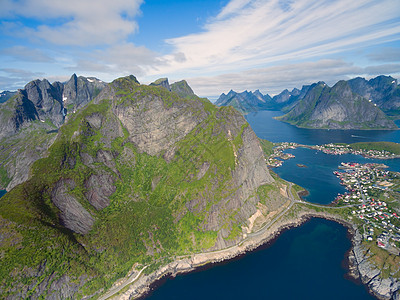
<box><xmin>150</xmin><ymin>77</ymin><xmax>171</xmax><ymax>91</ymax></box>
<box><xmin>112</xmin><ymin>75</ymin><xmax>140</xmax><ymax>87</ymax></box>
<box><xmin>170</xmin><ymin>79</ymin><xmax>195</xmax><ymax>97</ymax></box>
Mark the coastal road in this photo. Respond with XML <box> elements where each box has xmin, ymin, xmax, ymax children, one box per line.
<box><xmin>98</xmin><ymin>182</ymin><xmax>352</xmax><ymax>299</ymax></box>
<box><xmin>98</xmin><ymin>266</ymin><xmax>148</xmax><ymax>300</ymax></box>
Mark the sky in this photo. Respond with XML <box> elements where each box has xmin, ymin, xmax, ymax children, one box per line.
<box><xmin>0</xmin><ymin>0</ymin><xmax>400</xmax><ymax>98</ymax></box>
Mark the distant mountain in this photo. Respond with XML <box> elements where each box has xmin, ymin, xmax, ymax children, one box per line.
<box><xmin>0</xmin><ymin>74</ymin><xmax>107</xmax><ymax>191</ymax></box>
<box><xmin>0</xmin><ymin>74</ymin><xmax>107</xmax><ymax>140</ymax></box>
<box><xmin>348</xmin><ymin>75</ymin><xmax>400</xmax><ymax>115</ymax></box>
<box><xmin>215</xmin><ymin>87</ymin><xmax>310</xmax><ymax>113</ymax></box>
<box><xmin>215</xmin><ymin>90</ymin><xmax>272</xmax><ymax>113</ymax></box>
<box><xmin>277</xmin><ymin>81</ymin><xmax>397</xmax><ymax>130</ymax></box>
<box><xmin>0</xmin><ymin>91</ymin><xmax>17</xmax><ymax>103</ymax></box>
<box><xmin>271</xmin><ymin>85</ymin><xmax>311</xmax><ymax>112</ymax></box>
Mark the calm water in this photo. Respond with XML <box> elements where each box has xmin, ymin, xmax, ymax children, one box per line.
<box><xmin>150</xmin><ymin>111</ymin><xmax>400</xmax><ymax>299</ymax></box>
<box><xmin>246</xmin><ymin>110</ymin><xmax>400</xmax><ymax>204</ymax></box>
<box><xmin>149</xmin><ymin>219</ymin><xmax>373</xmax><ymax>300</ymax></box>
<box><xmin>0</xmin><ymin>190</ymin><xmax>6</xmax><ymax>198</ymax></box>
<box><xmin>246</xmin><ymin>110</ymin><xmax>400</xmax><ymax>144</ymax></box>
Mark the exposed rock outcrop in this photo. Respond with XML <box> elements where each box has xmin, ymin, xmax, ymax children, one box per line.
<box><xmin>51</xmin><ymin>179</ymin><xmax>94</xmax><ymax>235</ymax></box>
<box><xmin>351</xmin><ymin>228</ymin><xmax>400</xmax><ymax>299</ymax></box>
<box><xmin>348</xmin><ymin>76</ymin><xmax>400</xmax><ymax>114</ymax></box>
<box><xmin>0</xmin><ymin>74</ymin><xmax>107</xmax><ymax>191</ymax></box>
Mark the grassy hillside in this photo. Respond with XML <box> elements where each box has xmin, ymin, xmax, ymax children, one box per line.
<box><xmin>0</xmin><ymin>77</ymin><xmax>274</xmax><ymax>298</ymax></box>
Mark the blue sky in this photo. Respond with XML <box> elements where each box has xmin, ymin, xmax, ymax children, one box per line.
<box><xmin>0</xmin><ymin>0</ymin><xmax>399</xmax><ymax>97</ymax></box>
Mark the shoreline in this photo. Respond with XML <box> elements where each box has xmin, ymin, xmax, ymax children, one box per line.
<box><xmin>114</xmin><ymin>210</ymin><xmax>389</xmax><ymax>300</ymax></box>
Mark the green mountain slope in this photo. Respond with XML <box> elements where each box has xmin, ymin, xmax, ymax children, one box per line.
<box><xmin>0</xmin><ymin>75</ymin><xmax>277</xmax><ymax>298</ymax></box>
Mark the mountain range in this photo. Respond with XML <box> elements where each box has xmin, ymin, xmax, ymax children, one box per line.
<box><xmin>216</xmin><ymin>75</ymin><xmax>400</xmax><ymax>130</ymax></box>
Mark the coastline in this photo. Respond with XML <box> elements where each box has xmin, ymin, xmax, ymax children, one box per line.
<box><xmin>112</xmin><ymin>209</ymin><xmax>391</xmax><ymax>300</ymax></box>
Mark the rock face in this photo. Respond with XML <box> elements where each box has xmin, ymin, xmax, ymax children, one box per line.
<box><xmin>0</xmin><ymin>75</ymin><xmax>275</xmax><ymax>298</ymax></box>
<box><xmin>348</xmin><ymin>75</ymin><xmax>400</xmax><ymax>114</ymax></box>
<box><xmin>52</xmin><ymin>179</ymin><xmax>95</xmax><ymax>235</ymax></box>
<box><xmin>0</xmin><ymin>74</ymin><xmax>107</xmax><ymax>140</ymax></box>
<box><xmin>278</xmin><ymin>81</ymin><xmax>397</xmax><ymax>130</ymax></box>
<box><xmin>351</xmin><ymin>228</ymin><xmax>400</xmax><ymax>299</ymax></box>
<box><xmin>63</xmin><ymin>74</ymin><xmax>106</xmax><ymax>111</ymax></box>
<box><xmin>215</xmin><ymin>89</ymin><xmax>272</xmax><ymax>113</ymax></box>
<box><xmin>0</xmin><ymin>74</ymin><xmax>107</xmax><ymax>191</ymax></box>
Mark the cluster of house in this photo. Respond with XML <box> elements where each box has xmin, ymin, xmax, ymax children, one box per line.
<box><xmin>266</xmin><ymin>142</ymin><xmax>297</xmax><ymax>167</ymax></box>
<box><xmin>314</xmin><ymin>143</ymin><xmax>399</xmax><ymax>159</ymax></box>
<box><xmin>333</xmin><ymin>162</ymin><xmax>400</xmax><ymax>253</ymax></box>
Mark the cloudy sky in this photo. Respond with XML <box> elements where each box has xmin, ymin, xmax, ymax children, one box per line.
<box><xmin>1</xmin><ymin>0</ymin><xmax>399</xmax><ymax>98</ymax></box>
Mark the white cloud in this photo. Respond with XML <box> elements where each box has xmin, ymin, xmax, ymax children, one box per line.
<box><xmin>368</xmin><ymin>48</ymin><xmax>400</xmax><ymax>63</ymax></box>
<box><xmin>151</xmin><ymin>0</ymin><xmax>400</xmax><ymax>77</ymax></box>
<box><xmin>65</xmin><ymin>43</ymin><xmax>162</xmax><ymax>81</ymax></box>
<box><xmin>1</xmin><ymin>46</ymin><xmax>53</xmax><ymax>62</ymax></box>
<box><xmin>1</xmin><ymin>0</ymin><xmax>143</xmax><ymax>46</ymax></box>
<box><xmin>0</xmin><ymin>68</ymin><xmax>45</xmax><ymax>90</ymax></box>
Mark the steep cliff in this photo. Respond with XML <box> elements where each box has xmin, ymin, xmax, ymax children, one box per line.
<box><xmin>348</xmin><ymin>75</ymin><xmax>400</xmax><ymax>115</ymax></box>
<box><xmin>277</xmin><ymin>81</ymin><xmax>397</xmax><ymax>130</ymax></box>
<box><xmin>0</xmin><ymin>75</ymin><xmax>276</xmax><ymax>298</ymax></box>
<box><xmin>0</xmin><ymin>75</ymin><xmax>107</xmax><ymax>191</ymax></box>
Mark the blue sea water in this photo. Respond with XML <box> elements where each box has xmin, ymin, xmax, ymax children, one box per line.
<box><xmin>150</xmin><ymin>111</ymin><xmax>400</xmax><ymax>299</ymax></box>
<box><xmin>149</xmin><ymin>219</ymin><xmax>374</xmax><ymax>300</ymax></box>
<box><xmin>0</xmin><ymin>190</ymin><xmax>6</xmax><ymax>198</ymax></box>
<box><xmin>246</xmin><ymin>110</ymin><xmax>400</xmax><ymax>204</ymax></box>
<box><xmin>245</xmin><ymin>110</ymin><xmax>400</xmax><ymax>145</ymax></box>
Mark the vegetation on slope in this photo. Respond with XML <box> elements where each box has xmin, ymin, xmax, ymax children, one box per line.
<box><xmin>0</xmin><ymin>77</ymin><xmax>272</xmax><ymax>298</ymax></box>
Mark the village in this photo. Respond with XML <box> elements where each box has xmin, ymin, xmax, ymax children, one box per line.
<box><xmin>333</xmin><ymin>162</ymin><xmax>400</xmax><ymax>254</ymax></box>
<box><xmin>266</xmin><ymin>142</ymin><xmax>297</xmax><ymax>167</ymax></box>
<box><xmin>313</xmin><ymin>143</ymin><xmax>400</xmax><ymax>159</ymax></box>
<box><xmin>266</xmin><ymin>142</ymin><xmax>400</xmax><ymax>168</ymax></box>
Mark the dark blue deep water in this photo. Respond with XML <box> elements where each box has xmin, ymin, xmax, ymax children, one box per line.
<box><xmin>150</xmin><ymin>110</ymin><xmax>400</xmax><ymax>299</ymax></box>
<box><xmin>149</xmin><ymin>219</ymin><xmax>373</xmax><ymax>300</ymax></box>
<box><xmin>0</xmin><ymin>190</ymin><xmax>6</xmax><ymax>198</ymax></box>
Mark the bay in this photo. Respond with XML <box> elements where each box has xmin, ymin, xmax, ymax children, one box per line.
<box><xmin>148</xmin><ymin>219</ymin><xmax>373</xmax><ymax>300</ymax></box>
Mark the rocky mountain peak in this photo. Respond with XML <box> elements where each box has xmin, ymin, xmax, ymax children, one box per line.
<box><xmin>150</xmin><ymin>77</ymin><xmax>171</xmax><ymax>91</ymax></box>
<box><xmin>170</xmin><ymin>80</ymin><xmax>195</xmax><ymax>98</ymax></box>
